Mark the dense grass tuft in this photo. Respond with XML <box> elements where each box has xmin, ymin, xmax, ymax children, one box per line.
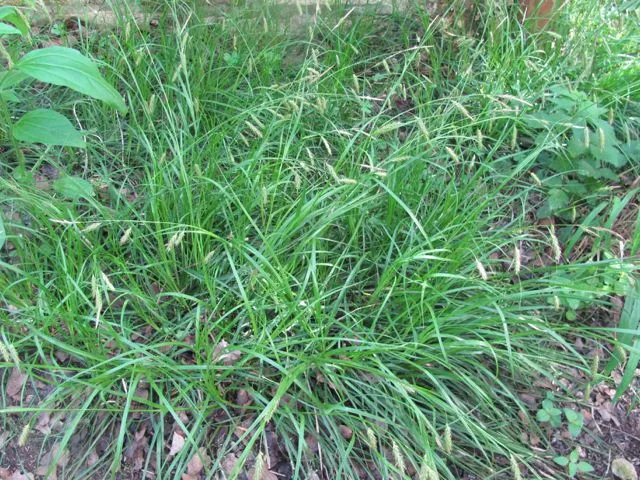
<box><xmin>1</xmin><ymin>0</ymin><xmax>638</xmax><ymax>478</ymax></box>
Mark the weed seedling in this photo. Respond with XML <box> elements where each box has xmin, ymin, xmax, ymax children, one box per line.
<box><xmin>554</xmin><ymin>448</ymin><xmax>594</xmax><ymax>478</ymax></box>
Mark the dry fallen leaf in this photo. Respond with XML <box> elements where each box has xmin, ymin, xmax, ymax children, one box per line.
<box><xmin>35</xmin><ymin>443</ymin><xmax>69</xmax><ymax>479</ymax></box>
<box><xmin>187</xmin><ymin>447</ymin><xmax>210</xmax><ymax>475</ymax></box>
<box><xmin>169</xmin><ymin>431</ymin><xmax>186</xmax><ymax>457</ymax></box>
<box><xmin>35</xmin><ymin>412</ymin><xmax>51</xmax><ymax>435</ymax></box>
<box><xmin>10</xmin><ymin>472</ymin><xmax>34</xmax><ymax>480</ymax></box>
<box><xmin>612</xmin><ymin>458</ymin><xmax>638</xmax><ymax>480</ymax></box>
<box><xmin>221</xmin><ymin>453</ymin><xmax>239</xmax><ymax>475</ymax></box>
<box><xmin>86</xmin><ymin>450</ymin><xmax>99</xmax><ymax>467</ymax></box>
<box><xmin>6</xmin><ymin>368</ymin><xmax>27</xmax><ymax>399</ymax></box>
<box><xmin>249</xmin><ymin>456</ymin><xmax>278</xmax><ymax>480</ymax></box>
<box><xmin>339</xmin><ymin>425</ymin><xmax>353</xmax><ymax>440</ymax></box>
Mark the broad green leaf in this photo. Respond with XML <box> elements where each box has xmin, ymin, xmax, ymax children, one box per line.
<box><xmin>577</xmin><ymin>462</ymin><xmax>594</xmax><ymax>473</ymax></box>
<box><xmin>541</xmin><ymin>399</ymin><xmax>553</xmax><ymax>410</ymax></box>
<box><xmin>0</xmin><ymin>6</ymin><xmax>29</xmax><ymax>36</ymax></box>
<box><xmin>548</xmin><ymin>188</ymin><xmax>570</xmax><ymax>211</ymax></box>
<box><xmin>0</xmin><ymin>89</ymin><xmax>19</xmax><ymax>102</ymax></box>
<box><xmin>53</xmin><ymin>176</ymin><xmax>94</xmax><ymax>200</ymax></box>
<box><xmin>0</xmin><ymin>22</ymin><xmax>22</xmax><ymax>36</ymax></box>
<box><xmin>567</xmin><ymin>420</ymin><xmax>583</xmax><ymax>438</ymax></box>
<box><xmin>606</xmin><ymin>284</ymin><xmax>640</xmax><ymax>378</ymax></box>
<box><xmin>614</xmin><ymin>288</ymin><xmax>640</xmax><ymax>403</ymax></box>
<box><xmin>568</xmin><ymin>462</ymin><xmax>577</xmax><ymax>478</ymax></box>
<box><xmin>0</xmin><ymin>70</ymin><xmax>28</xmax><ymax>89</ymax></box>
<box><xmin>563</xmin><ymin>408</ymin><xmax>578</xmax><ymax>422</ymax></box>
<box><xmin>13</xmin><ymin>109</ymin><xmax>86</xmax><ymax>147</ymax></box>
<box><xmin>553</xmin><ymin>457</ymin><xmax>569</xmax><ymax>467</ymax></box>
<box><xmin>549</xmin><ymin>407</ymin><xmax>562</xmax><ymax>417</ymax></box>
<box><xmin>569</xmin><ymin>449</ymin><xmax>579</xmax><ymax>463</ymax></box>
<box><xmin>595</xmin><ymin>143</ymin><xmax>626</xmax><ymax>168</ymax></box>
<box><xmin>536</xmin><ymin>410</ymin><xmax>550</xmax><ymax>422</ymax></box>
<box><xmin>15</xmin><ymin>46</ymin><xmax>127</xmax><ymax>113</ymax></box>
<box><xmin>0</xmin><ymin>213</ymin><xmax>5</xmax><ymax>250</ymax></box>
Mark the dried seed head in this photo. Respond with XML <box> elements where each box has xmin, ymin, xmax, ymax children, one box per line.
<box><xmin>366</xmin><ymin>428</ymin><xmax>377</xmax><ymax>450</ymax></box>
<box><xmin>8</xmin><ymin>344</ymin><xmax>20</xmax><ymax>366</ymax></box>
<box><xmin>321</xmin><ymin>136</ymin><xmax>332</xmax><ymax>156</ymax></box>
<box><xmin>590</xmin><ymin>354</ymin><xmax>600</xmax><ymax>377</ymax></box>
<box><xmin>598</xmin><ymin>127</ymin><xmax>606</xmax><ymax>152</ymax></box>
<box><xmin>95</xmin><ymin>290</ymin><xmax>103</xmax><ymax>327</ymax></box>
<box><xmin>339</xmin><ymin>177</ymin><xmax>358</xmax><ymax>185</ymax></box>
<box><xmin>171</xmin><ymin>63</ymin><xmax>182</xmax><ymax>83</ymax></box>
<box><xmin>147</xmin><ymin>94</ymin><xmax>157</xmax><ymax>115</ymax></box>
<box><xmin>204</xmin><ymin>250</ymin><xmax>216</xmax><ymax>263</ymax></box>
<box><xmin>91</xmin><ymin>275</ymin><xmax>99</xmax><ymax>299</ymax></box>
<box><xmin>416</xmin><ymin>119</ymin><xmax>429</xmax><ymax>140</ymax></box>
<box><xmin>352</xmin><ymin>74</ymin><xmax>360</xmax><ymax>94</ymax></box>
<box><xmin>0</xmin><ymin>41</ymin><xmax>14</xmax><ymax>69</ymax></box>
<box><xmin>445</xmin><ymin>146</ymin><xmax>459</xmax><ymax>164</ymax></box>
<box><xmin>553</xmin><ymin>295</ymin><xmax>561</xmax><ymax>311</ymax></box>
<box><xmin>549</xmin><ymin>225</ymin><xmax>562</xmax><ymax>263</ymax></box>
<box><xmin>419</xmin><ymin>461</ymin><xmax>439</xmax><ymax>480</ymax></box>
<box><xmin>391</xmin><ymin>440</ymin><xmax>406</xmax><ymax>476</ymax></box>
<box><xmin>245</xmin><ymin>121</ymin><xmax>263</xmax><ymax>138</ymax></box>
<box><xmin>476</xmin><ymin>129</ymin><xmax>484</xmax><ymax>149</ymax></box>
<box><xmin>614</xmin><ymin>344</ymin><xmax>627</xmax><ymax>364</ymax></box>
<box><xmin>120</xmin><ymin>227</ymin><xmax>133</xmax><ymax>246</ymax></box>
<box><xmin>452</xmin><ymin>100</ymin><xmax>473</xmax><ymax>121</ymax></box>
<box><xmin>253</xmin><ymin>451</ymin><xmax>265</xmax><ymax>480</ymax></box>
<box><xmin>18</xmin><ymin>424</ymin><xmax>30</xmax><ymax>447</ymax></box>
<box><xmin>166</xmin><ymin>231</ymin><xmax>185</xmax><ymax>252</ymax></box>
<box><xmin>82</xmin><ymin>222</ymin><xmax>102</xmax><ymax>233</ymax></box>
<box><xmin>511</xmin><ymin>125</ymin><xmax>518</xmax><ymax>150</ymax></box>
<box><xmin>510</xmin><ymin>454</ymin><xmax>522</xmax><ymax>480</ymax></box>
<box><xmin>608</xmin><ymin>108</ymin><xmax>614</xmax><ymax>125</ymax></box>
<box><xmin>0</xmin><ymin>342</ymin><xmax>9</xmax><ymax>363</ymax></box>
<box><xmin>101</xmin><ymin>271</ymin><xmax>116</xmax><ymax>292</ymax></box>
<box><xmin>583</xmin><ymin>126</ymin><xmax>590</xmax><ymax>149</ymax></box>
<box><xmin>475</xmin><ymin>259</ymin><xmax>488</xmax><ymax>281</ymax></box>
<box><xmin>513</xmin><ymin>243</ymin><xmax>521</xmax><ymax>275</ymax></box>
<box><xmin>382</xmin><ymin>58</ymin><xmax>391</xmax><ymax>74</ymax></box>
<box><xmin>530</xmin><ymin>171</ymin><xmax>542</xmax><ymax>187</ymax></box>
<box><xmin>443</xmin><ymin>424</ymin><xmax>453</xmax><ymax>454</ymax></box>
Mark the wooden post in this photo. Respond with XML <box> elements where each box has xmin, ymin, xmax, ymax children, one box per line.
<box><xmin>520</xmin><ymin>0</ymin><xmax>557</xmax><ymax>29</ymax></box>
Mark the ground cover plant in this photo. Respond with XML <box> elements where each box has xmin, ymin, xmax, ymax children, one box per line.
<box><xmin>0</xmin><ymin>0</ymin><xmax>639</xmax><ymax>479</ymax></box>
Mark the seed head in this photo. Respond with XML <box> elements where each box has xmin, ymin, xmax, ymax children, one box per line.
<box><xmin>366</xmin><ymin>428</ymin><xmax>377</xmax><ymax>450</ymax></box>
<box><xmin>0</xmin><ymin>342</ymin><xmax>9</xmax><ymax>363</ymax></box>
<box><xmin>475</xmin><ymin>259</ymin><xmax>488</xmax><ymax>281</ymax></box>
<box><xmin>120</xmin><ymin>227</ymin><xmax>133</xmax><ymax>246</ymax></box>
<box><xmin>391</xmin><ymin>440</ymin><xmax>406</xmax><ymax>476</ymax></box>
<box><xmin>18</xmin><ymin>424</ymin><xmax>30</xmax><ymax>447</ymax></box>
<box><xmin>443</xmin><ymin>424</ymin><xmax>453</xmax><ymax>454</ymax></box>
<box><xmin>510</xmin><ymin>454</ymin><xmax>522</xmax><ymax>480</ymax></box>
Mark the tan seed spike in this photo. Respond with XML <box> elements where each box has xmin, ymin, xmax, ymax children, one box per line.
<box><xmin>510</xmin><ymin>454</ymin><xmax>522</xmax><ymax>480</ymax></box>
<box><xmin>443</xmin><ymin>424</ymin><xmax>452</xmax><ymax>454</ymax></box>
<box><xmin>120</xmin><ymin>227</ymin><xmax>132</xmax><ymax>246</ymax></box>
<box><xmin>391</xmin><ymin>440</ymin><xmax>406</xmax><ymax>476</ymax></box>
<box><xmin>514</xmin><ymin>243</ymin><xmax>521</xmax><ymax>275</ymax></box>
<box><xmin>366</xmin><ymin>428</ymin><xmax>377</xmax><ymax>450</ymax></box>
<box><xmin>0</xmin><ymin>342</ymin><xmax>9</xmax><ymax>363</ymax></box>
<box><xmin>18</xmin><ymin>424</ymin><xmax>30</xmax><ymax>447</ymax></box>
<box><xmin>8</xmin><ymin>344</ymin><xmax>19</xmax><ymax>366</ymax></box>
<box><xmin>549</xmin><ymin>225</ymin><xmax>562</xmax><ymax>263</ymax></box>
<box><xmin>475</xmin><ymin>259</ymin><xmax>488</xmax><ymax>281</ymax></box>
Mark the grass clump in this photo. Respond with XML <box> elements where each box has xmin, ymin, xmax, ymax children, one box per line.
<box><xmin>1</xmin><ymin>0</ymin><xmax>638</xmax><ymax>478</ymax></box>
